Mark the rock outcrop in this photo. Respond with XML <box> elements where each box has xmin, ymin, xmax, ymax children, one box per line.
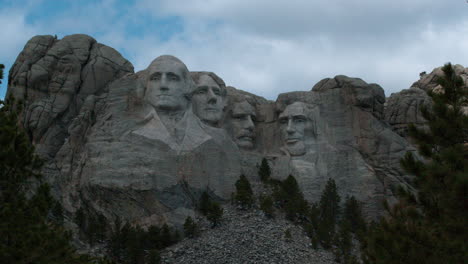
<box><xmin>385</xmin><ymin>64</ymin><xmax>468</xmax><ymax>138</ymax></box>
<box><xmin>7</xmin><ymin>34</ymin><xmax>426</xmax><ymax>242</ymax></box>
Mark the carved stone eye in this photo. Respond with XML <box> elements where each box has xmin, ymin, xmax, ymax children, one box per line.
<box><xmin>195</xmin><ymin>87</ymin><xmax>207</xmax><ymax>94</ymax></box>
<box><xmin>150</xmin><ymin>74</ymin><xmax>161</xmax><ymax>81</ymax></box>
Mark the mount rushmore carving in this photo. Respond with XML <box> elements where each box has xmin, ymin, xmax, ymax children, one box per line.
<box><xmin>9</xmin><ymin>34</ymin><xmax>462</xmax><ymax>228</ymax></box>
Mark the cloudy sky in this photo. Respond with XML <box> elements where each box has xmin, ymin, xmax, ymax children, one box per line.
<box><xmin>1</xmin><ymin>0</ymin><xmax>467</xmax><ymax>100</ymax></box>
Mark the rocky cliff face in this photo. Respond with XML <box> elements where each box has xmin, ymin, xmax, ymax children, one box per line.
<box><xmin>7</xmin><ymin>34</ymin><xmax>427</xmax><ymax>233</ymax></box>
<box><xmin>384</xmin><ymin>64</ymin><xmax>468</xmax><ymax>138</ymax></box>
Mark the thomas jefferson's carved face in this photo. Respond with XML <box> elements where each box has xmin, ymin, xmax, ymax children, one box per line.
<box><xmin>278</xmin><ymin>102</ymin><xmax>314</xmax><ymax>156</ymax></box>
<box><xmin>192</xmin><ymin>74</ymin><xmax>226</xmax><ymax>125</ymax></box>
<box><xmin>146</xmin><ymin>57</ymin><xmax>190</xmax><ymax>112</ymax></box>
<box><xmin>227</xmin><ymin>101</ymin><xmax>256</xmax><ymax>149</ymax></box>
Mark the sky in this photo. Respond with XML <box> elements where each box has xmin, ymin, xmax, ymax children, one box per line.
<box><xmin>1</xmin><ymin>0</ymin><xmax>467</xmax><ymax>100</ymax></box>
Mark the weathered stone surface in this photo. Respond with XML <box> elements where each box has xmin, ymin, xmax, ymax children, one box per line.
<box><xmin>385</xmin><ymin>64</ymin><xmax>468</xmax><ymax>138</ymax></box>
<box><xmin>7</xmin><ymin>34</ymin><xmax>429</xmax><ymax>245</ymax></box>
<box><xmin>161</xmin><ymin>204</ymin><xmax>338</xmax><ymax>264</ymax></box>
<box><xmin>384</xmin><ymin>87</ymin><xmax>432</xmax><ymax>137</ymax></box>
<box><xmin>7</xmin><ymin>34</ymin><xmax>134</xmax><ymax>159</ymax></box>
<box><xmin>411</xmin><ymin>64</ymin><xmax>468</xmax><ymax>93</ymax></box>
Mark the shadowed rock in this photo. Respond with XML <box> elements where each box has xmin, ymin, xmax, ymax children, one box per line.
<box><xmin>6</xmin><ymin>34</ymin><xmax>437</xmax><ymax>233</ymax></box>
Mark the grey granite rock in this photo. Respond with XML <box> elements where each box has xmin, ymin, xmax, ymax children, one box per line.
<box><xmin>384</xmin><ymin>64</ymin><xmax>467</xmax><ymax>138</ymax></box>
<box><xmin>384</xmin><ymin>87</ymin><xmax>432</xmax><ymax>137</ymax></box>
<box><xmin>6</xmin><ymin>34</ymin><xmax>433</xmax><ymax>248</ymax></box>
<box><xmin>7</xmin><ymin>34</ymin><xmax>133</xmax><ymax>160</ymax></box>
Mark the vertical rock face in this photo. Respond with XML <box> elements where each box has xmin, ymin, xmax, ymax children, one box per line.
<box><xmin>384</xmin><ymin>88</ymin><xmax>433</xmax><ymax>137</ymax></box>
<box><xmin>7</xmin><ymin>34</ymin><xmax>134</xmax><ymax>159</ymax></box>
<box><xmin>7</xmin><ymin>34</ymin><xmax>426</xmax><ymax>230</ymax></box>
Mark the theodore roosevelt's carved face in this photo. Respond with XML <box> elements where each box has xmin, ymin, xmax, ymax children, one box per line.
<box><xmin>145</xmin><ymin>56</ymin><xmax>191</xmax><ymax>112</ymax></box>
<box><xmin>227</xmin><ymin>101</ymin><xmax>256</xmax><ymax>149</ymax></box>
<box><xmin>278</xmin><ymin>102</ymin><xmax>315</xmax><ymax>156</ymax></box>
<box><xmin>192</xmin><ymin>74</ymin><xmax>226</xmax><ymax>125</ymax></box>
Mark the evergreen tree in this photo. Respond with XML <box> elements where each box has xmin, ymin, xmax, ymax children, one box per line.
<box><xmin>234</xmin><ymin>174</ymin><xmax>254</xmax><ymax>209</ymax></box>
<box><xmin>198</xmin><ymin>191</ymin><xmax>211</xmax><ymax>216</ymax></box>
<box><xmin>258</xmin><ymin>157</ymin><xmax>271</xmax><ymax>182</ymax></box>
<box><xmin>333</xmin><ymin>220</ymin><xmax>357</xmax><ymax>264</ymax></box>
<box><xmin>362</xmin><ymin>63</ymin><xmax>468</xmax><ymax>264</ymax></box>
<box><xmin>0</xmin><ymin>64</ymin><xmax>4</xmax><ymax>85</ymax></box>
<box><xmin>317</xmin><ymin>178</ymin><xmax>340</xmax><ymax>249</ymax></box>
<box><xmin>343</xmin><ymin>196</ymin><xmax>366</xmax><ymax>237</ymax></box>
<box><xmin>206</xmin><ymin>201</ymin><xmax>223</xmax><ymax>227</ymax></box>
<box><xmin>0</xmin><ymin>97</ymin><xmax>92</xmax><ymax>263</ymax></box>
<box><xmin>183</xmin><ymin>216</ymin><xmax>198</xmax><ymax>238</ymax></box>
<box><xmin>259</xmin><ymin>194</ymin><xmax>274</xmax><ymax>218</ymax></box>
<box><xmin>146</xmin><ymin>249</ymin><xmax>160</xmax><ymax>264</ymax></box>
<box><xmin>273</xmin><ymin>175</ymin><xmax>309</xmax><ymax>221</ymax></box>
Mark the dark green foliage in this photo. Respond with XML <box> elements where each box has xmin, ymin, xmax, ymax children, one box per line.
<box><xmin>206</xmin><ymin>201</ymin><xmax>224</xmax><ymax>227</ymax></box>
<box><xmin>316</xmin><ymin>178</ymin><xmax>340</xmax><ymax>248</ymax></box>
<box><xmin>259</xmin><ymin>194</ymin><xmax>274</xmax><ymax>218</ymax></box>
<box><xmin>146</xmin><ymin>250</ymin><xmax>160</xmax><ymax>264</ymax></box>
<box><xmin>51</xmin><ymin>200</ymin><xmax>64</xmax><ymax>224</ymax></box>
<box><xmin>0</xmin><ymin>64</ymin><xmax>4</xmax><ymax>84</ymax></box>
<box><xmin>273</xmin><ymin>175</ymin><xmax>309</xmax><ymax>222</ymax></box>
<box><xmin>362</xmin><ymin>63</ymin><xmax>468</xmax><ymax>264</ymax></box>
<box><xmin>198</xmin><ymin>191</ymin><xmax>211</xmax><ymax>216</ymax></box>
<box><xmin>234</xmin><ymin>174</ymin><xmax>254</xmax><ymax>209</ymax></box>
<box><xmin>198</xmin><ymin>191</ymin><xmax>224</xmax><ymax>227</ymax></box>
<box><xmin>258</xmin><ymin>158</ymin><xmax>271</xmax><ymax>182</ymax></box>
<box><xmin>343</xmin><ymin>196</ymin><xmax>366</xmax><ymax>237</ymax></box>
<box><xmin>0</xmin><ymin>97</ymin><xmax>94</xmax><ymax>263</ymax></box>
<box><xmin>284</xmin><ymin>228</ymin><xmax>292</xmax><ymax>241</ymax></box>
<box><xmin>109</xmin><ymin>221</ymin><xmax>179</xmax><ymax>264</ymax></box>
<box><xmin>333</xmin><ymin>217</ymin><xmax>361</xmax><ymax>264</ymax></box>
<box><xmin>183</xmin><ymin>216</ymin><xmax>198</xmax><ymax>238</ymax></box>
<box><xmin>74</xmin><ymin>207</ymin><xmax>108</xmax><ymax>245</ymax></box>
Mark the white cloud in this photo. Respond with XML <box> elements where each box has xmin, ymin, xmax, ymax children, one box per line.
<box><xmin>2</xmin><ymin>0</ymin><xmax>468</xmax><ymax>100</ymax></box>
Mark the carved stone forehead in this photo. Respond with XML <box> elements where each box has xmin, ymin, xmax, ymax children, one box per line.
<box><xmin>279</xmin><ymin>102</ymin><xmax>308</xmax><ymax>118</ymax></box>
<box><xmin>232</xmin><ymin>101</ymin><xmax>256</xmax><ymax>116</ymax></box>
<box><xmin>198</xmin><ymin>75</ymin><xmax>219</xmax><ymax>87</ymax></box>
<box><xmin>147</xmin><ymin>55</ymin><xmax>189</xmax><ymax>77</ymax></box>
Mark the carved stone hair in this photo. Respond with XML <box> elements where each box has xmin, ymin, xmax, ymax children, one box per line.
<box><xmin>190</xmin><ymin>71</ymin><xmax>227</xmax><ymax>97</ymax></box>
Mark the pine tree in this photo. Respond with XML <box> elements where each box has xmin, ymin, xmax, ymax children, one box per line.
<box><xmin>272</xmin><ymin>175</ymin><xmax>309</xmax><ymax>221</ymax></box>
<box><xmin>183</xmin><ymin>216</ymin><xmax>198</xmax><ymax>238</ymax></box>
<box><xmin>198</xmin><ymin>191</ymin><xmax>211</xmax><ymax>216</ymax></box>
<box><xmin>259</xmin><ymin>194</ymin><xmax>274</xmax><ymax>218</ymax></box>
<box><xmin>234</xmin><ymin>174</ymin><xmax>254</xmax><ymax>209</ymax></box>
<box><xmin>207</xmin><ymin>201</ymin><xmax>223</xmax><ymax>227</ymax></box>
<box><xmin>362</xmin><ymin>63</ymin><xmax>468</xmax><ymax>264</ymax></box>
<box><xmin>333</xmin><ymin>220</ymin><xmax>356</xmax><ymax>264</ymax></box>
<box><xmin>0</xmin><ymin>97</ymin><xmax>93</xmax><ymax>263</ymax></box>
<box><xmin>317</xmin><ymin>178</ymin><xmax>340</xmax><ymax>249</ymax></box>
<box><xmin>343</xmin><ymin>196</ymin><xmax>366</xmax><ymax>237</ymax></box>
<box><xmin>258</xmin><ymin>157</ymin><xmax>271</xmax><ymax>182</ymax></box>
<box><xmin>0</xmin><ymin>64</ymin><xmax>4</xmax><ymax>85</ymax></box>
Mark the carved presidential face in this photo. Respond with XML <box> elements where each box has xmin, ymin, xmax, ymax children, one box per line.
<box><xmin>278</xmin><ymin>102</ymin><xmax>314</xmax><ymax>156</ymax></box>
<box><xmin>192</xmin><ymin>74</ymin><xmax>226</xmax><ymax>125</ymax></box>
<box><xmin>227</xmin><ymin>101</ymin><xmax>256</xmax><ymax>149</ymax></box>
<box><xmin>145</xmin><ymin>57</ymin><xmax>190</xmax><ymax>112</ymax></box>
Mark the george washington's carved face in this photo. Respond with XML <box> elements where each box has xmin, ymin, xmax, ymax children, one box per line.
<box><xmin>145</xmin><ymin>56</ymin><xmax>191</xmax><ymax>112</ymax></box>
